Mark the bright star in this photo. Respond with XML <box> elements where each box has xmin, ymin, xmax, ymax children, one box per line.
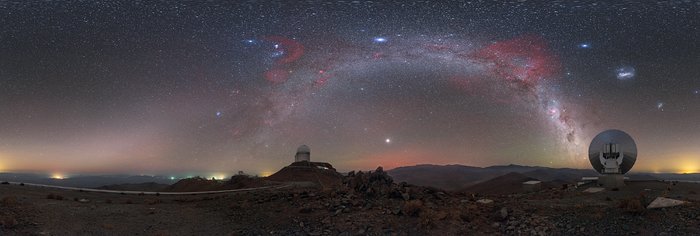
<box><xmin>578</xmin><ymin>43</ymin><xmax>591</xmax><ymax>48</ymax></box>
<box><xmin>385</xmin><ymin>138</ymin><xmax>391</xmax><ymax>143</ymax></box>
<box><xmin>216</xmin><ymin>111</ymin><xmax>222</xmax><ymax>117</ymax></box>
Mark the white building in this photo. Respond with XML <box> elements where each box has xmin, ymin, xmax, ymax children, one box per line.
<box><xmin>294</xmin><ymin>145</ymin><xmax>310</xmax><ymax>162</ymax></box>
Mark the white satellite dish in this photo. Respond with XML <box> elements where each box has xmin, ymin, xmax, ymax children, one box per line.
<box><xmin>588</xmin><ymin>129</ymin><xmax>637</xmax><ymax>187</ymax></box>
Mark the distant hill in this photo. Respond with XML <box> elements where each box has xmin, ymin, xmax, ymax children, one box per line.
<box><xmin>461</xmin><ymin>172</ymin><xmax>537</xmax><ymax>195</ymax></box>
<box><xmin>387</xmin><ymin>164</ymin><xmax>497</xmax><ymax>190</ymax></box>
<box><xmin>97</xmin><ymin>182</ymin><xmax>170</xmax><ymax>192</ymax></box>
<box><xmin>266</xmin><ymin>162</ymin><xmax>343</xmax><ymax>188</ymax></box>
<box><xmin>164</xmin><ymin>175</ymin><xmax>271</xmax><ymax>192</ymax></box>
<box><xmin>0</xmin><ymin>173</ymin><xmax>176</xmax><ymax>188</ymax></box>
<box><xmin>387</xmin><ymin>164</ymin><xmax>598</xmax><ymax>191</ymax></box>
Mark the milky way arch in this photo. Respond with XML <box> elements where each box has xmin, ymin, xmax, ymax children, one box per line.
<box><xmin>245</xmin><ymin>34</ymin><xmax>582</xmax><ymax>163</ymax></box>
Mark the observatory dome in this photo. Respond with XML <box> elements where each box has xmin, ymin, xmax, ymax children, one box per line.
<box><xmin>295</xmin><ymin>145</ymin><xmax>311</xmax><ymax>162</ymax></box>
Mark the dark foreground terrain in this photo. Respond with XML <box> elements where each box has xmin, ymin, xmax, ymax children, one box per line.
<box><xmin>2</xmin><ymin>168</ymin><xmax>700</xmax><ymax>235</ymax></box>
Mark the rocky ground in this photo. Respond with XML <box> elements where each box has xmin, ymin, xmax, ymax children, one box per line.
<box><xmin>2</xmin><ymin>168</ymin><xmax>700</xmax><ymax>235</ymax></box>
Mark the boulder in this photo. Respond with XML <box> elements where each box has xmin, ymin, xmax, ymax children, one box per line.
<box><xmin>647</xmin><ymin>197</ymin><xmax>687</xmax><ymax>209</ymax></box>
<box><xmin>582</xmin><ymin>187</ymin><xmax>604</xmax><ymax>193</ymax></box>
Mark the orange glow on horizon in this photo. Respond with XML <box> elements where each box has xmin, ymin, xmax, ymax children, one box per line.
<box><xmin>634</xmin><ymin>153</ymin><xmax>700</xmax><ymax>174</ymax></box>
<box><xmin>676</xmin><ymin>155</ymin><xmax>699</xmax><ymax>174</ymax></box>
<box><xmin>51</xmin><ymin>173</ymin><xmax>66</xmax><ymax>179</ymax></box>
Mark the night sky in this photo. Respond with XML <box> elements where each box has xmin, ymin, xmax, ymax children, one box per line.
<box><xmin>0</xmin><ymin>1</ymin><xmax>698</xmax><ymax>176</ymax></box>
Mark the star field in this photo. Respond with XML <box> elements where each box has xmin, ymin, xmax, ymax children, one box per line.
<box><xmin>0</xmin><ymin>1</ymin><xmax>698</xmax><ymax>175</ymax></box>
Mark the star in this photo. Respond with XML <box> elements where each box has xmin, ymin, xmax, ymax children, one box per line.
<box><xmin>656</xmin><ymin>101</ymin><xmax>665</xmax><ymax>111</ymax></box>
<box><xmin>577</xmin><ymin>43</ymin><xmax>591</xmax><ymax>49</ymax></box>
<box><xmin>216</xmin><ymin>111</ymin><xmax>222</xmax><ymax>117</ymax></box>
<box><xmin>385</xmin><ymin>138</ymin><xmax>391</xmax><ymax>144</ymax></box>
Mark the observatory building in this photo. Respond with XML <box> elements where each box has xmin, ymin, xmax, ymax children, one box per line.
<box><xmin>265</xmin><ymin>144</ymin><xmax>342</xmax><ymax>188</ymax></box>
<box><xmin>588</xmin><ymin>129</ymin><xmax>638</xmax><ymax>188</ymax></box>
<box><xmin>290</xmin><ymin>145</ymin><xmax>334</xmax><ymax>170</ymax></box>
<box><xmin>295</xmin><ymin>145</ymin><xmax>311</xmax><ymax>162</ymax></box>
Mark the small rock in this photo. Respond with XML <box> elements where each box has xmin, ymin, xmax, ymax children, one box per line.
<box><xmin>401</xmin><ymin>192</ymin><xmax>410</xmax><ymax>201</ymax></box>
<box><xmin>500</xmin><ymin>207</ymin><xmax>508</xmax><ymax>220</ymax></box>
<box><xmin>299</xmin><ymin>207</ymin><xmax>313</xmax><ymax>213</ymax></box>
<box><xmin>78</xmin><ymin>198</ymin><xmax>90</xmax><ymax>203</ymax></box>
<box><xmin>477</xmin><ymin>199</ymin><xmax>493</xmax><ymax>204</ymax></box>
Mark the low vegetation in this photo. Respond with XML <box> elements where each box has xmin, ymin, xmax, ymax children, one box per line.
<box><xmin>46</xmin><ymin>193</ymin><xmax>64</xmax><ymax>200</ymax></box>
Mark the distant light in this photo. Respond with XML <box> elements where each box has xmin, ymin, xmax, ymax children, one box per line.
<box><xmin>51</xmin><ymin>174</ymin><xmax>65</xmax><ymax>179</ymax></box>
<box><xmin>169</xmin><ymin>176</ymin><xmax>175</xmax><ymax>180</ymax></box>
<box><xmin>211</xmin><ymin>174</ymin><xmax>226</xmax><ymax>180</ymax></box>
<box><xmin>578</xmin><ymin>43</ymin><xmax>591</xmax><ymax>48</ymax></box>
<box><xmin>373</xmin><ymin>37</ymin><xmax>387</xmax><ymax>43</ymax></box>
<box><xmin>216</xmin><ymin>111</ymin><xmax>222</xmax><ymax>117</ymax></box>
<box><xmin>385</xmin><ymin>138</ymin><xmax>391</xmax><ymax>143</ymax></box>
<box><xmin>260</xmin><ymin>171</ymin><xmax>273</xmax><ymax>177</ymax></box>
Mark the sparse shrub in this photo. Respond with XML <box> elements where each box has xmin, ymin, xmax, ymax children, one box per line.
<box><xmin>1</xmin><ymin>196</ymin><xmax>18</xmax><ymax>206</ymax></box>
<box><xmin>19</xmin><ymin>183</ymin><xmax>24</xmax><ymax>186</ymax></box>
<box><xmin>146</xmin><ymin>199</ymin><xmax>163</xmax><ymax>205</ymax></box>
<box><xmin>101</xmin><ymin>223</ymin><xmax>115</xmax><ymax>230</ymax></box>
<box><xmin>611</xmin><ymin>187</ymin><xmax>619</xmax><ymax>191</ymax></box>
<box><xmin>155</xmin><ymin>192</ymin><xmax>160</xmax><ymax>196</ymax></box>
<box><xmin>403</xmin><ymin>199</ymin><xmax>423</xmax><ymax>217</ymax></box>
<box><xmin>619</xmin><ymin>196</ymin><xmax>645</xmax><ymax>214</ymax></box>
<box><xmin>419</xmin><ymin>209</ymin><xmax>448</xmax><ymax>229</ymax></box>
<box><xmin>47</xmin><ymin>193</ymin><xmax>55</xmax><ymax>199</ymax></box>
<box><xmin>459</xmin><ymin>211</ymin><xmax>472</xmax><ymax>222</ymax></box>
<box><xmin>138</xmin><ymin>192</ymin><xmax>145</xmax><ymax>196</ymax></box>
<box><xmin>1</xmin><ymin>181</ymin><xmax>9</xmax><ymax>185</ymax></box>
<box><xmin>0</xmin><ymin>215</ymin><xmax>19</xmax><ymax>229</ymax></box>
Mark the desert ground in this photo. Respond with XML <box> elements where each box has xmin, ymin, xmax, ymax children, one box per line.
<box><xmin>2</xmin><ymin>170</ymin><xmax>700</xmax><ymax>235</ymax></box>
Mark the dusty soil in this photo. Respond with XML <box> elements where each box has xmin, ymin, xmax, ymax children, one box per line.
<box><xmin>2</xmin><ymin>171</ymin><xmax>700</xmax><ymax>235</ymax></box>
